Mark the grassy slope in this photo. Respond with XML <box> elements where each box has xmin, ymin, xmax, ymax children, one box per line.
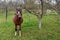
<box><xmin>0</xmin><ymin>12</ymin><xmax>60</xmax><ymax>40</ymax></box>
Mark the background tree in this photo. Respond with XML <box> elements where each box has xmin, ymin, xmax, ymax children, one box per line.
<box><xmin>0</xmin><ymin>0</ymin><xmax>60</xmax><ymax>28</ymax></box>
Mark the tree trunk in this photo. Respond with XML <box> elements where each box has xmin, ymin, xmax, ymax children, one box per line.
<box><xmin>38</xmin><ymin>0</ymin><xmax>43</xmax><ymax>29</ymax></box>
<box><xmin>38</xmin><ymin>16</ymin><xmax>42</xmax><ymax>29</ymax></box>
<box><xmin>57</xmin><ymin>12</ymin><xmax>60</xmax><ymax>23</ymax></box>
<box><xmin>39</xmin><ymin>19</ymin><xmax>41</xmax><ymax>29</ymax></box>
<box><xmin>5</xmin><ymin>7</ymin><xmax>8</xmax><ymax>21</ymax></box>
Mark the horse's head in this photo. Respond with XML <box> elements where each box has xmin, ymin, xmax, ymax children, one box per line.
<box><xmin>16</xmin><ymin>8</ymin><xmax>22</xmax><ymax>18</ymax></box>
<box><xmin>17</xmin><ymin>11</ymin><xmax>22</xmax><ymax>18</ymax></box>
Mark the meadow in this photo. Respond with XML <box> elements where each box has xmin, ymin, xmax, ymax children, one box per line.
<box><xmin>0</xmin><ymin>11</ymin><xmax>60</xmax><ymax>40</ymax></box>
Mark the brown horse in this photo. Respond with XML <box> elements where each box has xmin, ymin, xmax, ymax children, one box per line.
<box><xmin>13</xmin><ymin>8</ymin><xmax>23</xmax><ymax>37</ymax></box>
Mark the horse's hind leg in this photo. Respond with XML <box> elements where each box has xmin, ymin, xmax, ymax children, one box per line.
<box><xmin>17</xmin><ymin>25</ymin><xmax>21</xmax><ymax>37</ymax></box>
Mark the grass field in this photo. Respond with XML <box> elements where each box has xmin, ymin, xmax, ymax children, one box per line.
<box><xmin>0</xmin><ymin>12</ymin><xmax>60</xmax><ymax>40</ymax></box>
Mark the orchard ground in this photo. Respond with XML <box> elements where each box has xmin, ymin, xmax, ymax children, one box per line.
<box><xmin>0</xmin><ymin>11</ymin><xmax>60</xmax><ymax>40</ymax></box>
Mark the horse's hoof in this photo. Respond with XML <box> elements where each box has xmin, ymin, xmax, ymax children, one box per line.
<box><xmin>15</xmin><ymin>32</ymin><xmax>17</xmax><ymax>36</ymax></box>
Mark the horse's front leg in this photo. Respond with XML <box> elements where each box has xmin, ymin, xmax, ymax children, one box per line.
<box><xmin>19</xmin><ymin>25</ymin><xmax>21</xmax><ymax>37</ymax></box>
<box><xmin>15</xmin><ymin>25</ymin><xmax>17</xmax><ymax>36</ymax></box>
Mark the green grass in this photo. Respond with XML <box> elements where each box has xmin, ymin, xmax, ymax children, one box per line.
<box><xmin>0</xmin><ymin>12</ymin><xmax>60</xmax><ymax>40</ymax></box>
